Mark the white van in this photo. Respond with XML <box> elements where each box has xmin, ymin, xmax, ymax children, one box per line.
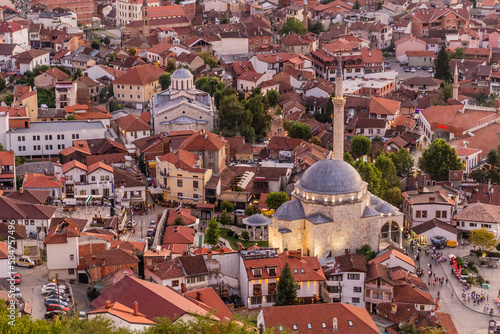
<box><xmin>12</xmin><ymin>257</ymin><xmax>35</xmax><ymax>268</ymax></box>
<box><xmin>234</xmin><ymin>209</ymin><xmax>245</xmax><ymax>216</ymax></box>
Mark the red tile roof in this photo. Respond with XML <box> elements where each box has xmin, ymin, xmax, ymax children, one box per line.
<box><xmin>179</xmin><ymin>129</ymin><xmax>227</xmax><ymax>151</ymax></box>
<box><xmin>87</xmin><ymin>301</ymin><xmax>154</xmax><ymax>325</ymax></box>
<box><xmin>112</xmin><ymin>64</ymin><xmax>166</xmax><ymax>85</ymax></box>
<box><xmin>157</xmin><ymin>150</ymin><xmax>199</xmax><ymax>169</ymax></box>
<box><xmin>183</xmin><ymin>287</ymin><xmax>233</xmax><ymax>320</ymax></box>
<box><xmin>162</xmin><ymin>225</ymin><xmax>195</xmax><ymax>245</ymax></box>
<box><xmin>370</xmin><ymin>96</ymin><xmax>401</xmax><ymax>115</ymax></box>
<box><xmin>370</xmin><ymin>249</ymin><xmax>416</xmax><ymax>267</ymax></box>
<box><xmin>62</xmin><ymin>160</ymin><xmax>88</xmax><ymax>174</ymax></box>
<box><xmin>393</xmin><ymin>284</ymin><xmax>434</xmax><ymax>305</ymax></box>
<box><xmin>115</xmin><ymin>114</ymin><xmax>152</xmax><ymax>132</ymax></box>
<box><xmin>23</xmin><ymin>173</ymin><xmax>62</xmax><ymax>189</ymax></box>
<box><xmin>45</xmin><ymin>218</ymin><xmax>81</xmax><ymax>244</ymax></box>
<box><xmin>87</xmin><ymin>161</ymin><xmax>113</xmax><ymax>174</ymax></box>
<box><xmin>0</xmin><ymin>150</ymin><xmax>14</xmax><ymax>166</ymax></box>
<box><xmin>262</xmin><ymin>303</ymin><xmax>379</xmax><ymax>333</ymax></box>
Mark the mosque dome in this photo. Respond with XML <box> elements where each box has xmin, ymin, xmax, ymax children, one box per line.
<box><xmin>295</xmin><ymin>158</ymin><xmax>365</xmax><ymax>195</ymax></box>
<box><xmin>171</xmin><ymin>68</ymin><xmax>193</xmax><ymax>79</ymax></box>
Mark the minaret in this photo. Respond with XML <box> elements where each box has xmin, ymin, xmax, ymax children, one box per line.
<box><xmin>452</xmin><ymin>63</ymin><xmax>459</xmax><ymax>101</ymax></box>
<box><xmin>332</xmin><ymin>56</ymin><xmax>346</xmax><ymax>160</ymax></box>
<box><xmin>303</xmin><ymin>0</ymin><xmax>308</xmax><ymax>31</ymax></box>
<box><xmin>142</xmin><ymin>0</ymin><xmax>149</xmax><ymax>37</ymax></box>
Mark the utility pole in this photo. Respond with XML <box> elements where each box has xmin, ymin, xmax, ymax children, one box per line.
<box><xmin>140</xmin><ymin>220</ymin><xmax>143</xmax><ymax>239</ymax></box>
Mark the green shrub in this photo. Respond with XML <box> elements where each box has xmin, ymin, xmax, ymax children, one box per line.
<box><xmin>233</xmin><ymin>233</ymin><xmax>239</xmax><ymax>240</ymax></box>
<box><xmin>486</xmin><ymin>251</ymin><xmax>500</xmax><ymax>257</ymax></box>
<box><xmin>467</xmin><ymin>261</ymin><xmax>475</xmax><ymax>269</ymax></box>
<box><xmin>475</xmin><ymin>249</ymin><xmax>483</xmax><ymax>257</ymax></box>
<box><xmin>476</xmin><ymin>275</ymin><xmax>485</xmax><ymax>285</ymax></box>
<box><xmin>226</xmin><ymin>230</ymin><xmax>234</xmax><ymax>237</ymax></box>
<box><xmin>461</xmin><ymin>269</ymin><xmax>468</xmax><ymax>276</ymax></box>
<box><xmin>467</xmin><ymin>276</ymin><xmax>473</xmax><ymax>284</ymax></box>
<box><xmin>497</xmin><ymin>243</ymin><xmax>500</xmax><ymax>252</ymax></box>
<box><xmin>456</xmin><ymin>257</ymin><xmax>464</xmax><ymax>267</ymax></box>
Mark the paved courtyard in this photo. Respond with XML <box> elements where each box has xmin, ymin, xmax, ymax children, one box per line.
<box><xmin>405</xmin><ymin>239</ymin><xmax>500</xmax><ymax>334</ymax></box>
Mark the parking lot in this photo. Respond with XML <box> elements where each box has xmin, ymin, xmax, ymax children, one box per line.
<box><xmin>385</xmin><ymin>56</ymin><xmax>436</xmax><ymax>86</ymax></box>
<box><xmin>15</xmin><ymin>265</ymin><xmax>91</xmax><ymax>320</ymax></box>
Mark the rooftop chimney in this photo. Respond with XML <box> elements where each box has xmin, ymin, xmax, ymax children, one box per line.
<box><xmin>105</xmin><ymin>300</ymin><xmax>112</xmax><ymax>308</ymax></box>
<box><xmin>288</xmin><ymin>250</ymin><xmax>302</xmax><ymax>259</ymax></box>
<box><xmin>133</xmin><ymin>301</ymin><xmax>139</xmax><ymax>316</ymax></box>
<box><xmin>196</xmin><ymin>291</ymin><xmax>202</xmax><ymax>301</ymax></box>
<box><xmin>417</xmin><ymin>186</ymin><xmax>424</xmax><ymax>194</ymax></box>
<box><xmin>207</xmin><ymin>249</ymin><xmax>212</xmax><ymax>259</ymax></box>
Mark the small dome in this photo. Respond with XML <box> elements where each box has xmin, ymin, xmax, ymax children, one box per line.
<box><xmin>243</xmin><ymin>214</ymin><xmax>272</xmax><ymax>227</ymax></box>
<box><xmin>274</xmin><ymin>199</ymin><xmax>305</xmax><ymax>221</ymax></box>
<box><xmin>171</xmin><ymin>68</ymin><xmax>193</xmax><ymax>79</ymax></box>
<box><xmin>375</xmin><ymin>202</ymin><xmax>398</xmax><ymax>214</ymax></box>
<box><xmin>296</xmin><ymin>159</ymin><xmax>365</xmax><ymax>195</ymax></box>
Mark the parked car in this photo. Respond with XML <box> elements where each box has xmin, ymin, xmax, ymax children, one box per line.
<box><xmin>12</xmin><ymin>273</ymin><xmax>21</xmax><ymax>285</ymax></box>
<box><xmin>45</xmin><ymin>310</ymin><xmax>66</xmax><ymax>319</ymax></box>
<box><xmin>422</xmin><ymin>66</ymin><xmax>427</xmax><ymax>71</ymax></box>
<box><xmin>147</xmin><ymin>229</ymin><xmax>155</xmax><ymax>237</ymax></box>
<box><xmin>78</xmin><ymin>311</ymin><xmax>87</xmax><ymax>320</ymax></box>
<box><xmin>127</xmin><ymin>221</ymin><xmax>137</xmax><ymax>228</ymax></box>
<box><xmin>416</xmin><ymin>66</ymin><xmax>421</xmax><ymax>70</ymax></box>
<box><xmin>46</xmin><ymin>304</ymin><xmax>70</xmax><ymax>312</ymax></box>
<box><xmin>149</xmin><ymin>221</ymin><xmax>157</xmax><ymax>229</ymax></box>
<box><xmin>404</xmin><ymin>66</ymin><xmax>410</xmax><ymax>72</ymax></box>
<box><xmin>12</xmin><ymin>257</ymin><xmax>35</xmax><ymax>268</ymax></box>
<box><xmin>428</xmin><ymin>66</ymin><xmax>434</xmax><ymax>73</ymax></box>
<box><xmin>12</xmin><ymin>288</ymin><xmax>22</xmax><ymax>299</ymax></box>
<box><xmin>45</xmin><ymin>294</ymin><xmax>70</xmax><ymax>303</ymax></box>
<box><xmin>41</xmin><ymin>285</ymin><xmax>67</xmax><ymax>294</ymax></box>
<box><xmin>431</xmin><ymin>236</ymin><xmax>447</xmax><ymax>249</ymax></box>
<box><xmin>234</xmin><ymin>209</ymin><xmax>245</xmax><ymax>216</ymax></box>
<box><xmin>44</xmin><ymin>299</ymin><xmax>69</xmax><ymax>307</ymax></box>
<box><xmin>410</xmin><ymin>67</ymin><xmax>416</xmax><ymax>73</ymax></box>
<box><xmin>43</xmin><ymin>283</ymin><xmax>67</xmax><ymax>290</ymax></box>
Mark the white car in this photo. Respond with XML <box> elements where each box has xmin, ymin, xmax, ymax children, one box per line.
<box><xmin>41</xmin><ymin>285</ymin><xmax>67</xmax><ymax>295</ymax></box>
<box><xmin>12</xmin><ymin>288</ymin><xmax>22</xmax><ymax>299</ymax></box>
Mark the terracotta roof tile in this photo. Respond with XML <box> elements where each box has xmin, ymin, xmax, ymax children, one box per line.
<box><xmin>115</xmin><ymin>114</ymin><xmax>152</xmax><ymax>132</ymax></box>
<box><xmin>88</xmin><ymin>301</ymin><xmax>154</xmax><ymax>324</ymax></box>
<box><xmin>112</xmin><ymin>64</ymin><xmax>166</xmax><ymax>86</ymax></box>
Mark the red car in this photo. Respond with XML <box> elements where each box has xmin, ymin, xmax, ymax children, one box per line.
<box><xmin>46</xmin><ymin>304</ymin><xmax>69</xmax><ymax>312</ymax></box>
<box><xmin>12</xmin><ymin>273</ymin><xmax>20</xmax><ymax>285</ymax></box>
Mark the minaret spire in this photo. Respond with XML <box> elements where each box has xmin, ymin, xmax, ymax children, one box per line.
<box><xmin>332</xmin><ymin>56</ymin><xmax>346</xmax><ymax>160</ymax></box>
<box><xmin>303</xmin><ymin>0</ymin><xmax>308</xmax><ymax>31</ymax></box>
<box><xmin>452</xmin><ymin>63</ymin><xmax>459</xmax><ymax>101</ymax></box>
<box><xmin>142</xmin><ymin>0</ymin><xmax>149</xmax><ymax>37</ymax></box>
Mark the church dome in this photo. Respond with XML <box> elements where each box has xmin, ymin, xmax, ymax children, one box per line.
<box><xmin>296</xmin><ymin>158</ymin><xmax>365</xmax><ymax>195</ymax></box>
<box><xmin>171</xmin><ymin>68</ymin><xmax>193</xmax><ymax>79</ymax></box>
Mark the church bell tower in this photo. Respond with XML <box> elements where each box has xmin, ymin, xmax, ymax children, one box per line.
<box><xmin>332</xmin><ymin>56</ymin><xmax>346</xmax><ymax>160</ymax></box>
<box><xmin>142</xmin><ymin>0</ymin><xmax>149</xmax><ymax>37</ymax></box>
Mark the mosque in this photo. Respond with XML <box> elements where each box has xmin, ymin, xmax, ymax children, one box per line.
<box><xmin>268</xmin><ymin>59</ymin><xmax>404</xmax><ymax>258</ymax></box>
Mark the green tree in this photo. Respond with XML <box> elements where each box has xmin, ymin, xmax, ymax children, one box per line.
<box><xmin>435</xmin><ymin>45</ymin><xmax>451</xmax><ymax>81</ymax></box>
<box><xmin>470</xmin><ymin>228</ymin><xmax>498</xmax><ymax>251</ymax></box>
<box><xmin>205</xmin><ymin>217</ymin><xmax>220</xmax><ymax>247</ymax></box>
<box><xmin>355</xmin><ymin>244</ymin><xmax>377</xmax><ymax>262</ymax></box>
<box><xmin>159</xmin><ymin>74</ymin><xmax>171</xmax><ymax>90</ymax></box>
<box><xmin>265</xmin><ymin>191</ymin><xmax>290</xmax><ymax>210</ymax></box>
<box><xmin>245</xmin><ymin>205</ymin><xmax>256</xmax><ymax>216</ymax></box>
<box><xmin>487</xmin><ymin>149</ymin><xmax>498</xmax><ymax>166</ymax></box>
<box><xmin>66</xmin><ymin>114</ymin><xmax>76</xmax><ymax>120</ymax></box>
<box><xmin>199</xmin><ymin>52</ymin><xmax>219</xmax><ymax>68</ymax></box>
<box><xmin>449</xmin><ymin>47</ymin><xmax>466</xmax><ymax>60</ymax></box>
<box><xmin>344</xmin><ymin>151</ymin><xmax>355</xmax><ymax>165</ymax></box>
<box><xmin>440</xmin><ymin>81</ymin><xmax>453</xmax><ymax>102</ymax></box>
<box><xmin>374</xmin><ymin>154</ymin><xmax>400</xmax><ymax>188</ymax></box>
<box><xmin>0</xmin><ymin>143</ymin><xmax>4</xmax><ymax>151</ymax></box>
<box><xmin>91</xmin><ymin>38</ymin><xmax>101</xmax><ymax>50</ymax></box>
<box><xmin>221</xmin><ymin>200</ymin><xmax>235</xmax><ymax>213</ymax></box>
<box><xmin>275</xmin><ymin>262</ymin><xmax>298</xmax><ymax>306</ymax></box>
<box><xmin>311</xmin><ymin>136</ymin><xmax>321</xmax><ymax>146</ymax></box>
<box><xmin>288</xmin><ymin>122</ymin><xmax>311</xmax><ymax>140</ymax></box>
<box><xmin>103</xmin><ymin>36</ymin><xmax>111</xmax><ymax>46</ymax></box>
<box><xmin>280</xmin><ymin>17</ymin><xmax>307</xmax><ymax>35</ymax></box>
<box><xmin>245</xmin><ymin>92</ymin><xmax>272</xmax><ymax>140</ymax></box>
<box><xmin>266</xmin><ymin>89</ymin><xmax>280</xmax><ymax>107</ymax></box>
<box><xmin>351</xmin><ymin>135</ymin><xmax>371</xmax><ymax>158</ymax></box>
<box><xmin>37</xmin><ymin>87</ymin><xmax>55</xmax><ymax>107</ymax></box>
<box><xmin>174</xmin><ymin>214</ymin><xmax>185</xmax><ymax>225</ymax></box>
<box><xmin>2</xmin><ymin>93</ymin><xmax>13</xmax><ymax>106</ymax></box>
<box><xmin>352</xmin><ymin>0</ymin><xmax>360</xmax><ymax>9</ymax></box>
<box><xmin>418</xmin><ymin>139</ymin><xmax>464</xmax><ymax>181</ymax></box>
<box><xmin>469</xmin><ymin>168</ymin><xmax>486</xmax><ymax>182</ymax></box>
<box><xmin>218</xmin><ymin>94</ymin><xmax>255</xmax><ymax>142</ymax></box>
<box><xmin>0</xmin><ymin>76</ymin><xmax>6</xmax><ymax>91</ymax></box>
<box><xmin>384</xmin><ymin>187</ymin><xmax>403</xmax><ymax>207</ymax></box>
<box><xmin>241</xmin><ymin>230</ymin><xmax>250</xmax><ymax>243</ymax></box>
<box><xmin>166</xmin><ymin>59</ymin><xmax>176</xmax><ymax>72</ymax></box>
<box><xmin>376</xmin><ymin>1</ymin><xmax>382</xmax><ymax>9</ymax></box>
<box><xmin>220</xmin><ymin>11</ymin><xmax>229</xmax><ymax>24</ymax></box>
<box><xmin>308</xmin><ymin>19</ymin><xmax>324</xmax><ymax>34</ymax></box>
<box><xmin>355</xmin><ymin>160</ymin><xmax>384</xmax><ymax>197</ymax></box>
<box><xmin>400</xmin><ymin>322</ymin><xmax>419</xmax><ymax>334</ymax></box>
<box><xmin>196</xmin><ymin>76</ymin><xmax>225</xmax><ymax>95</ymax></box>
<box><xmin>389</xmin><ymin>148</ymin><xmax>414</xmax><ymax>177</ymax></box>
<box><xmin>220</xmin><ymin>210</ymin><xmax>231</xmax><ymax>225</ymax></box>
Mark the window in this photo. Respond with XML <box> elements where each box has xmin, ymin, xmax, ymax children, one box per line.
<box><xmin>268</xmin><ymin>267</ymin><xmax>276</xmax><ymax>276</ymax></box>
<box><xmin>70</xmin><ymin>254</ymin><xmax>74</xmax><ymax>261</ymax></box>
<box><xmin>197</xmin><ymin>276</ymin><xmax>205</xmax><ymax>282</ymax></box>
<box><xmin>422</xmin><ymin>210</ymin><xmax>427</xmax><ymax>218</ymax></box>
<box><xmin>347</xmin><ymin>274</ymin><xmax>360</xmax><ymax>280</ymax></box>
<box><xmin>296</xmin><ymin>283</ymin><xmax>300</xmax><ymax>290</ymax></box>
<box><xmin>442</xmin><ymin>211</ymin><xmax>447</xmax><ymax>218</ymax></box>
<box><xmin>187</xmin><ymin>277</ymin><xmax>196</xmax><ymax>284</ymax></box>
<box><xmin>80</xmin><ymin>190</ymin><xmax>86</xmax><ymax>195</ymax></box>
<box><xmin>193</xmin><ymin>194</ymin><xmax>199</xmax><ymax>199</ymax></box>
<box><xmin>292</xmin><ymin>324</ymin><xmax>298</xmax><ymax>331</ymax></box>
<box><xmin>253</xmin><ymin>269</ymin><xmax>262</xmax><ymax>277</ymax></box>
<box><xmin>208</xmin><ymin>163</ymin><xmax>214</xmax><ymax>169</ymax></box>
<box><xmin>137</xmin><ymin>95</ymin><xmax>140</xmax><ymax>99</ymax></box>
<box><xmin>72</xmin><ymin>134</ymin><xmax>79</xmax><ymax>139</ymax></box>
<box><xmin>253</xmin><ymin>284</ymin><xmax>262</xmax><ymax>295</ymax></box>
<box><xmin>294</xmin><ymin>269</ymin><xmax>298</xmax><ymax>274</ymax></box>
<box><xmin>105</xmin><ymin>175</ymin><xmax>110</xmax><ymax>181</ymax></box>
<box><xmin>307</xmin><ymin>323</ymin><xmax>312</xmax><ymax>330</ymax></box>
<box><xmin>321</xmin><ymin>323</ymin><xmax>327</xmax><ymax>329</ymax></box>
<box><xmin>92</xmin><ymin>176</ymin><xmax>96</xmax><ymax>181</ymax></box>
<box><xmin>326</xmin><ymin>285</ymin><xmax>341</xmax><ymax>293</ymax></box>
<box><xmin>420</xmin><ymin>305</ymin><xmax>425</xmax><ymax>311</ymax></box>
<box><xmin>348</xmin><ymin>320</ymin><xmax>353</xmax><ymax>327</ymax></box>
<box><xmin>250</xmin><ymin>296</ymin><xmax>262</xmax><ymax>304</ymax></box>
<box><xmin>353</xmin><ymin>287</ymin><xmax>362</xmax><ymax>293</ymax></box>
<box><xmin>300</xmin><ymin>268</ymin><xmax>305</xmax><ymax>273</ymax></box>
<box><xmin>482</xmin><ymin>223</ymin><xmax>491</xmax><ymax>229</ymax></box>
<box><xmin>193</xmin><ymin>180</ymin><xmax>199</xmax><ymax>189</ymax></box>
<box><xmin>68</xmin><ymin>269</ymin><xmax>75</xmax><ymax>275</ymax></box>
<box><xmin>436</xmin><ymin>211</ymin><xmax>441</xmax><ymax>218</ymax></box>
<box><xmin>268</xmin><ymin>282</ymin><xmax>277</xmax><ymax>295</ymax></box>
<box><xmin>416</xmin><ymin>210</ymin><xmax>421</xmax><ymax>218</ymax></box>
<box><xmin>177</xmin><ymin>179</ymin><xmax>183</xmax><ymax>187</ymax></box>
<box><xmin>100</xmin><ymin>175</ymin><xmax>105</xmax><ymax>181</ymax></box>
<box><xmin>172</xmin><ymin>280</ymin><xmax>179</xmax><ymax>287</ymax></box>
<box><xmin>177</xmin><ymin>192</ymin><xmax>183</xmax><ymax>198</ymax></box>
<box><xmin>208</xmin><ymin>151</ymin><xmax>214</xmax><ymax>158</ymax></box>
<box><xmin>469</xmin><ymin>223</ymin><xmax>477</xmax><ymax>227</ymax></box>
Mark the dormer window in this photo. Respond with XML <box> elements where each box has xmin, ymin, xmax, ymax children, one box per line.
<box><xmin>253</xmin><ymin>268</ymin><xmax>262</xmax><ymax>277</ymax></box>
<box><xmin>268</xmin><ymin>267</ymin><xmax>276</xmax><ymax>276</ymax></box>
<box><xmin>300</xmin><ymin>268</ymin><xmax>305</xmax><ymax>274</ymax></box>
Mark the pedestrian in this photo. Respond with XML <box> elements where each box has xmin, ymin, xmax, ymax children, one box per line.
<box><xmin>446</xmin><ymin>278</ymin><xmax>448</xmax><ymax>285</ymax></box>
<box><xmin>491</xmin><ymin>309</ymin><xmax>494</xmax><ymax>317</ymax></box>
<box><xmin>437</xmin><ymin>291</ymin><xmax>440</xmax><ymax>298</ymax></box>
<box><xmin>430</xmin><ymin>263</ymin><xmax>432</xmax><ymax>270</ymax></box>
